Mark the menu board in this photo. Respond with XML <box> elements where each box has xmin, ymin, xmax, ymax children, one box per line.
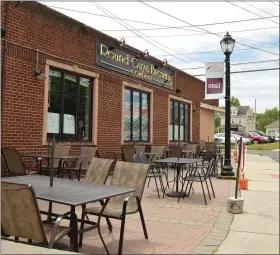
<box><xmin>63</xmin><ymin>114</ymin><xmax>75</xmax><ymax>134</ymax></box>
<box><xmin>47</xmin><ymin>112</ymin><xmax>59</xmax><ymax>134</ymax></box>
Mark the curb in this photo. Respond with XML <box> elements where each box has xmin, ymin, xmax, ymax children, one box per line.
<box><xmin>190</xmin><ymin>181</ymin><xmax>235</xmax><ymax>254</ymax></box>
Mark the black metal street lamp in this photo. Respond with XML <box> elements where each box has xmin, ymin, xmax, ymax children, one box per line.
<box><xmin>220</xmin><ymin>32</ymin><xmax>235</xmax><ymax>176</ymax></box>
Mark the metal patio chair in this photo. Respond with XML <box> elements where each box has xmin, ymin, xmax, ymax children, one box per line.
<box><xmin>61</xmin><ymin>146</ymin><xmax>98</xmax><ymax>181</ymax></box>
<box><xmin>79</xmin><ymin>157</ymin><xmax>115</xmax><ymax>247</ymax></box>
<box><xmin>178</xmin><ymin>158</ymin><xmax>216</xmax><ymax>205</ymax></box>
<box><xmin>79</xmin><ymin>161</ymin><xmax>150</xmax><ymax>255</ymax></box>
<box><xmin>1</xmin><ymin>182</ymin><xmax>77</xmax><ymax>250</ymax></box>
<box><xmin>135</xmin><ymin>152</ymin><xmax>165</xmax><ymax>199</ymax></box>
<box><xmin>1</xmin><ymin>148</ymin><xmax>35</xmax><ymax>176</ymax></box>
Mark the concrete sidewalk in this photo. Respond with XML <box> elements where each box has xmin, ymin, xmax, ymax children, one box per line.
<box><xmin>216</xmin><ymin>154</ymin><xmax>279</xmax><ymax>254</ymax></box>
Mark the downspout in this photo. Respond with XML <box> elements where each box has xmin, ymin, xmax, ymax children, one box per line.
<box><xmin>1</xmin><ymin>1</ymin><xmax>9</xmax><ymax>127</ymax></box>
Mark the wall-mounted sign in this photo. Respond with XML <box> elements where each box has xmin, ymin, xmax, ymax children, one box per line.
<box><xmin>47</xmin><ymin>112</ymin><xmax>60</xmax><ymax>134</ymax></box>
<box><xmin>205</xmin><ymin>62</ymin><xmax>224</xmax><ymax>99</ymax></box>
<box><xmin>96</xmin><ymin>42</ymin><xmax>174</xmax><ymax>87</ymax></box>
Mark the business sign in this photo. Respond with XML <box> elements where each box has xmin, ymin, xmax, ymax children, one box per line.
<box><xmin>96</xmin><ymin>42</ymin><xmax>174</xmax><ymax>87</ymax></box>
<box><xmin>205</xmin><ymin>62</ymin><xmax>224</xmax><ymax>99</ymax></box>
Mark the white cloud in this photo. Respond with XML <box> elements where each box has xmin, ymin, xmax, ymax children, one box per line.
<box><xmin>42</xmin><ymin>1</ymin><xmax>279</xmax><ymax>113</ymax></box>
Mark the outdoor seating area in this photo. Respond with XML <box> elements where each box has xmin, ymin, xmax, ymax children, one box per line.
<box><xmin>1</xmin><ymin>141</ymin><xmax>225</xmax><ymax>254</ymax></box>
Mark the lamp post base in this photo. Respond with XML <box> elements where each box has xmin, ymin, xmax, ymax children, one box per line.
<box><xmin>221</xmin><ymin>164</ymin><xmax>235</xmax><ymax>176</ymax></box>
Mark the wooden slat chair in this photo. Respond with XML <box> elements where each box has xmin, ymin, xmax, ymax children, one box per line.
<box><xmin>1</xmin><ymin>148</ymin><xmax>35</xmax><ymax>176</ymax></box>
<box><xmin>150</xmin><ymin>146</ymin><xmax>165</xmax><ymax>160</ymax></box>
<box><xmin>79</xmin><ymin>161</ymin><xmax>150</xmax><ymax>255</ymax></box>
<box><xmin>185</xmin><ymin>144</ymin><xmax>199</xmax><ymax>158</ymax></box>
<box><xmin>169</xmin><ymin>146</ymin><xmax>183</xmax><ymax>158</ymax></box>
<box><xmin>121</xmin><ymin>145</ymin><xmax>136</xmax><ymax>162</ymax></box>
<box><xmin>61</xmin><ymin>146</ymin><xmax>98</xmax><ymax>181</ymax></box>
<box><xmin>1</xmin><ymin>182</ymin><xmax>76</xmax><ymax>250</ymax></box>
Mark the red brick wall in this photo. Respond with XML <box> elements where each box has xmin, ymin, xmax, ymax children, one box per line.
<box><xmin>1</xmin><ymin>2</ymin><xmax>218</xmax><ymax>159</ymax></box>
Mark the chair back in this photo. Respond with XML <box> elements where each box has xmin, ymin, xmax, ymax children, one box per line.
<box><xmin>54</xmin><ymin>145</ymin><xmax>71</xmax><ymax>167</ymax></box>
<box><xmin>139</xmin><ymin>152</ymin><xmax>149</xmax><ymax>164</ymax></box>
<box><xmin>1</xmin><ymin>182</ymin><xmax>48</xmax><ymax>244</ymax></box>
<box><xmin>186</xmin><ymin>144</ymin><xmax>198</xmax><ymax>157</ymax></box>
<box><xmin>109</xmin><ymin>161</ymin><xmax>149</xmax><ymax>213</ymax></box>
<box><xmin>75</xmin><ymin>146</ymin><xmax>97</xmax><ymax>170</ymax></box>
<box><xmin>121</xmin><ymin>145</ymin><xmax>135</xmax><ymax>162</ymax></box>
<box><xmin>205</xmin><ymin>142</ymin><xmax>215</xmax><ymax>152</ymax></box>
<box><xmin>134</xmin><ymin>145</ymin><xmax>146</xmax><ymax>153</ymax></box>
<box><xmin>84</xmin><ymin>157</ymin><xmax>114</xmax><ymax>185</ymax></box>
<box><xmin>150</xmin><ymin>146</ymin><xmax>165</xmax><ymax>160</ymax></box>
<box><xmin>133</xmin><ymin>153</ymin><xmax>141</xmax><ymax>163</ymax></box>
<box><xmin>1</xmin><ymin>157</ymin><xmax>9</xmax><ymax>177</ymax></box>
<box><xmin>1</xmin><ymin>148</ymin><xmax>26</xmax><ymax>176</ymax></box>
<box><xmin>169</xmin><ymin>146</ymin><xmax>182</xmax><ymax>157</ymax></box>
<box><xmin>205</xmin><ymin>158</ymin><xmax>215</xmax><ymax>178</ymax></box>
<box><xmin>199</xmin><ymin>140</ymin><xmax>206</xmax><ymax>150</ymax></box>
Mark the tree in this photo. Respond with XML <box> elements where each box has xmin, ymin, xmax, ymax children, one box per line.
<box><xmin>215</xmin><ymin>113</ymin><xmax>221</xmax><ymax>133</ymax></box>
<box><xmin>231</xmin><ymin>96</ymin><xmax>240</xmax><ymax>106</ymax></box>
<box><xmin>256</xmin><ymin>107</ymin><xmax>280</xmax><ymax>132</ymax></box>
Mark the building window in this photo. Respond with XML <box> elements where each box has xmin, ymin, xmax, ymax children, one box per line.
<box><xmin>231</xmin><ymin>118</ymin><xmax>235</xmax><ymax>124</ymax></box>
<box><xmin>239</xmin><ymin>118</ymin><xmax>242</xmax><ymax>124</ymax></box>
<box><xmin>124</xmin><ymin>88</ymin><xmax>150</xmax><ymax>142</ymax></box>
<box><xmin>47</xmin><ymin>69</ymin><xmax>93</xmax><ymax>142</ymax></box>
<box><xmin>169</xmin><ymin>99</ymin><xmax>190</xmax><ymax>142</ymax></box>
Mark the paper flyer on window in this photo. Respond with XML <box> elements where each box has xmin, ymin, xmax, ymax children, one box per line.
<box><xmin>205</xmin><ymin>62</ymin><xmax>225</xmax><ymax>99</ymax></box>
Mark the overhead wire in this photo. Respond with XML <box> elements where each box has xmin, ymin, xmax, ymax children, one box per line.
<box><xmin>45</xmin><ymin>4</ymin><xmax>279</xmax><ymax>32</ymax></box>
<box><xmin>226</xmin><ymin>1</ymin><xmax>278</xmax><ymax>25</ymax></box>
<box><xmin>139</xmin><ymin>1</ymin><xmax>279</xmax><ymax>56</ymax></box>
<box><xmin>181</xmin><ymin>59</ymin><xmax>280</xmax><ymax>70</ymax></box>
<box><xmin>89</xmin><ymin>1</ymin><xmax>204</xmax><ymax>67</ymax></box>
<box><xmin>193</xmin><ymin>67</ymin><xmax>279</xmax><ymax>76</ymax></box>
<box><xmin>154</xmin><ymin>45</ymin><xmax>279</xmax><ymax>57</ymax></box>
<box><xmin>118</xmin><ymin>26</ymin><xmax>278</xmax><ymax>38</ymax></box>
<box><xmin>240</xmin><ymin>0</ymin><xmax>279</xmax><ymax>23</ymax></box>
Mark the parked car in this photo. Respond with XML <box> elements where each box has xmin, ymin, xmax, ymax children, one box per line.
<box><xmin>232</xmin><ymin>131</ymin><xmax>264</xmax><ymax>144</ymax></box>
<box><xmin>248</xmin><ymin>132</ymin><xmax>268</xmax><ymax>144</ymax></box>
<box><xmin>275</xmin><ymin>136</ymin><xmax>280</xmax><ymax>143</ymax></box>
<box><xmin>215</xmin><ymin>133</ymin><xmax>252</xmax><ymax>144</ymax></box>
<box><xmin>248</xmin><ymin>130</ymin><xmax>275</xmax><ymax>143</ymax></box>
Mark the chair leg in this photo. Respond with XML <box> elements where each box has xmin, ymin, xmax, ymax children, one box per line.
<box><xmin>153</xmin><ymin>176</ymin><xmax>161</xmax><ymax>199</ymax></box>
<box><xmin>147</xmin><ymin>177</ymin><xmax>151</xmax><ymax>187</ymax></box>
<box><xmin>79</xmin><ymin>204</ymin><xmax>86</xmax><ymax>248</ymax></box>
<box><xmin>118</xmin><ymin>199</ymin><xmax>128</xmax><ymax>255</ymax></box>
<box><xmin>158</xmin><ymin>176</ymin><xmax>165</xmax><ymax>198</ymax></box>
<box><xmin>99</xmin><ymin>200</ymin><xmax>113</xmax><ymax>232</ymax></box>
<box><xmin>208</xmin><ymin>177</ymin><xmax>216</xmax><ymax>198</ymax></box>
<box><xmin>199</xmin><ymin>178</ymin><xmax>207</xmax><ymax>205</ymax></box>
<box><xmin>136</xmin><ymin>196</ymin><xmax>148</xmax><ymax>239</ymax></box>
<box><xmin>205</xmin><ymin>179</ymin><xmax>212</xmax><ymax>200</ymax></box>
<box><xmin>187</xmin><ymin>181</ymin><xmax>193</xmax><ymax>197</ymax></box>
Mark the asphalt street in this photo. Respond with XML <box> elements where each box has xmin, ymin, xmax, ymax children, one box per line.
<box><xmin>247</xmin><ymin>150</ymin><xmax>279</xmax><ymax>163</ymax></box>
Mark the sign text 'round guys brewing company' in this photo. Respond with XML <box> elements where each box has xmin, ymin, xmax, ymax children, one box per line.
<box><xmin>100</xmin><ymin>44</ymin><xmax>172</xmax><ymax>84</ymax></box>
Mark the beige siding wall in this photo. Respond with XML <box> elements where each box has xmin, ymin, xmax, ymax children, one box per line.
<box><xmin>200</xmin><ymin>108</ymin><xmax>215</xmax><ymax>142</ymax></box>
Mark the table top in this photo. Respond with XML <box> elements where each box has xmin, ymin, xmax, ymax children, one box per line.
<box><xmin>21</xmin><ymin>154</ymin><xmax>86</xmax><ymax>159</ymax></box>
<box><xmin>1</xmin><ymin>240</ymin><xmax>84</xmax><ymax>254</ymax></box>
<box><xmin>154</xmin><ymin>157</ymin><xmax>202</xmax><ymax>164</ymax></box>
<box><xmin>145</xmin><ymin>152</ymin><xmax>158</xmax><ymax>155</ymax></box>
<box><xmin>2</xmin><ymin>175</ymin><xmax>135</xmax><ymax>207</ymax></box>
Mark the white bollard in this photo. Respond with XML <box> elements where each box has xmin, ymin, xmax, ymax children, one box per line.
<box><xmin>227</xmin><ymin>197</ymin><xmax>244</xmax><ymax>214</ymax></box>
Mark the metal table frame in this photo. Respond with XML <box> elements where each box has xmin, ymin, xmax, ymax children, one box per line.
<box><xmin>1</xmin><ymin>175</ymin><xmax>135</xmax><ymax>254</ymax></box>
<box><xmin>153</xmin><ymin>157</ymin><xmax>202</xmax><ymax>198</ymax></box>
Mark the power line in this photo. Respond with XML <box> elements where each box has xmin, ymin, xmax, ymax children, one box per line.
<box><xmin>226</xmin><ymin>1</ymin><xmax>278</xmax><ymax>25</ymax></box>
<box><xmin>193</xmin><ymin>67</ymin><xmax>279</xmax><ymax>76</ymax></box>
<box><xmin>155</xmin><ymin>45</ymin><xmax>279</xmax><ymax>57</ymax></box>
<box><xmin>241</xmin><ymin>1</ymin><xmax>279</xmax><ymax>23</ymax></box>
<box><xmin>268</xmin><ymin>1</ymin><xmax>279</xmax><ymax>6</ymax></box>
<box><xmin>90</xmin><ymin>2</ymin><xmax>203</xmax><ymax>67</ymax></box>
<box><xmin>46</xmin><ymin>5</ymin><xmax>279</xmax><ymax>32</ymax></box>
<box><xmin>182</xmin><ymin>59</ymin><xmax>279</xmax><ymax>70</ymax></box>
<box><xmin>139</xmin><ymin>1</ymin><xmax>279</xmax><ymax>56</ymax></box>
<box><xmin>118</xmin><ymin>26</ymin><xmax>278</xmax><ymax>38</ymax></box>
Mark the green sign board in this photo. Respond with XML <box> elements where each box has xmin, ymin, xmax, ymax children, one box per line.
<box><xmin>96</xmin><ymin>42</ymin><xmax>174</xmax><ymax>88</ymax></box>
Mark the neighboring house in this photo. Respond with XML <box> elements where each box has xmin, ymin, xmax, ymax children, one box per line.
<box><xmin>265</xmin><ymin>119</ymin><xmax>280</xmax><ymax>137</ymax></box>
<box><xmin>218</xmin><ymin>106</ymin><xmax>256</xmax><ymax>132</ymax></box>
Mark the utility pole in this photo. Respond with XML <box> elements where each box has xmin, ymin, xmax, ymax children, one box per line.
<box><xmin>255</xmin><ymin>99</ymin><xmax>257</xmax><ymax>129</ymax></box>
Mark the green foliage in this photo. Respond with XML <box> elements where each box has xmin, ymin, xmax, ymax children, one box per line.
<box><xmin>231</xmin><ymin>96</ymin><xmax>240</xmax><ymax>106</ymax></box>
<box><xmin>247</xmin><ymin>143</ymin><xmax>279</xmax><ymax>151</ymax></box>
<box><xmin>256</xmin><ymin>107</ymin><xmax>280</xmax><ymax>132</ymax></box>
<box><xmin>215</xmin><ymin>113</ymin><xmax>220</xmax><ymax>128</ymax></box>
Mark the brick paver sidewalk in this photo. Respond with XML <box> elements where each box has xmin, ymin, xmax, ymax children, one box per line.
<box><xmin>37</xmin><ymin>173</ymin><xmax>232</xmax><ymax>254</ymax></box>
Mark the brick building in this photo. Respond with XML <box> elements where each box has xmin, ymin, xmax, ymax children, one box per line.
<box><xmin>1</xmin><ymin>2</ymin><xmax>222</xmax><ymax>157</ymax></box>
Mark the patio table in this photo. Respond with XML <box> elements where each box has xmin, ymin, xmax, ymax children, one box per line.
<box><xmin>153</xmin><ymin>157</ymin><xmax>202</xmax><ymax>198</ymax></box>
<box><xmin>2</xmin><ymin>175</ymin><xmax>135</xmax><ymax>254</ymax></box>
<box><xmin>21</xmin><ymin>154</ymin><xmax>87</xmax><ymax>175</ymax></box>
